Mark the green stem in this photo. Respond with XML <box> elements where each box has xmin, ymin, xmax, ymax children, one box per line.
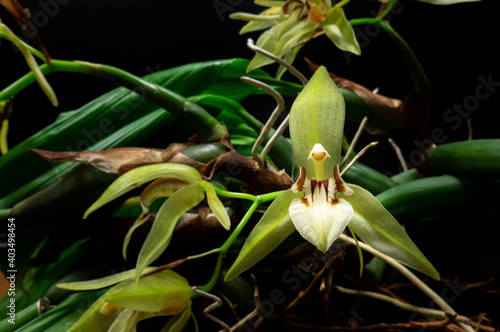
<box><xmin>376</xmin><ymin>0</ymin><xmax>398</xmax><ymax>21</ymax></box>
<box><xmin>0</xmin><ymin>29</ymin><xmax>47</xmax><ymax>61</ymax></box>
<box><xmin>349</xmin><ymin>18</ymin><xmax>431</xmax><ymax>94</ymax></box>
<box><xmin>198</xmin><ymin>189</ymin><xmax>284</xmax><ymax>293</ymax></box>
<box><xmin>0</xmin><ymin>60</ymin><xmax>225</xmax><ymax>140</ymax></box>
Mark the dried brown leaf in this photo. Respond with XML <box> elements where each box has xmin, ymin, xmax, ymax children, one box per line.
<box><xmin>30</xmin><ymin>147</ymin><xmax>164</xmax><ymax>174</ymax></box>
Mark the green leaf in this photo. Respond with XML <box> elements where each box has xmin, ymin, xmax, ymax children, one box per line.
<box><xmin>14</xmin><ymin>291</ymin><xmax>107</xmax><ymax>332</ymax></box>
<box><xmin>426</xmin><ymin>139</ymin><xmax>500</xmax><ymax>178</ymax></box>
<box><xmin>341</xmin><ymin>184</ymin><xmax>440</xmax><ymax>280</ymax></box>
<box><xmin>107</xmin><ymin>271</ymin><xmax>191</xmax><ymax>313</ymax></box>
<box><xmin>289</xmin><ymin>66</ymin><xmax>345</xmax><ymax>179</ymax></box>
<box><xmin>225</xmin><ymin>189</ymin><xmax>297</xmax><ymax>281</ymax></box>
<box><xmin>135</xmin><ymin>184</ymin><xmax>205</xmax><ymax>279</ymax></box>
<box><xmin>321</xmin><ymin>7</ymin><xmax>361</xmax><ymax>55</ymax></box>
<box><xmin>84</xmin><ymin>163</ymin><xmax>202</xmax><ymax>218</ymax></box>
<box><xmin>200</xmin><ymin>180</ymin><xmax>231</xmax><ymax>230</ymax></box>
<box><xmin>57</xmin><ymin>267</ymin><xmax>156</xmax><ymax>291</ymax></box>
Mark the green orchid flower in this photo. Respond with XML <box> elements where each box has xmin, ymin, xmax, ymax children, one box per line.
<box><xmin>230</xmin><ymin>0</ymin><xmax>360</xmax><ymax>77</ymax></box>
<box><xmin>84</xmin><ymin>163</ymin><xmax>231</xmax><ymax>280</ymax></box>
<box><xmin>58</xmin><ymin>268</ymin><xmax>193</xmax><ymax>331</ymax></box>
<box><xmin>225</xmin><ymin>66</ymin><xmax>439</xmax><ymax>281</ymax></box>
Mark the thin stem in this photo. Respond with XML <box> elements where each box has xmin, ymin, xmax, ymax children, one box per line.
<box><xmin>334</xmin><ymin>285</ymin><xmax>470</xmax><ymax>323</ymax></box>
<box><xmin>0</xmin><ymin>24</ymin><xmax>57</xmax><ymax>106</ymax></box>
<box><xmin>259</xmin><ymin>113</ymin><xmax>289</xmax><ymax>163</ymax></box>
<box><xmin>338</xmin><ymin>234</ymin><xmax>474</xmax><ymax>332</ymax></box>
<box><xmin>213</xmin><ymin>187</ymin><xmax>257</xmax><ymax>202</ymax></box>
<box><xmin>241</xmin><ymin>77</ymin><xmax>285</xmax><ymax>170</ymax></box>
<box><xmin>340</xmin><ymin>116</ymin><xmax>368</xmax><ymax>169</ymax></box>
<box><xmin>0</xmin><ymin>29</ymin><xmax>47</xmax><ymax>61</ymax></box>
<box><xmin>388</xmin><ymin>138</ymin><xmax>408</xmax><ymax>172</ymax></box>
<box><xmin>340</xmin><ymin>142</ymin><xmax>378</xmax><ymax>177</ymax></box>
<box><xmin>0</xmin><ymin>59</ymin><xmax>224</xmax><ymax>139</ymax></box>
<box><xmin>0</xmin><ymin>119</ymin><xmax>8</xmax><ymax>155</ymax></box>
<box><xmin>376</xmin><ymin>0</ymin><xmax>398</xmax><ymax>21</ymax></box>
<box><xmin>247</xmin><ymin>38</ymin><xmax>308</xmax><ymax>86</ymax></box>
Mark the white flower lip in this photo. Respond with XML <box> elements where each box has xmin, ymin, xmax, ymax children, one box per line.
<box><xmin>289</xmin><ymin>164</ymin><xmax>354</xmax><ymax>253</ymax></box>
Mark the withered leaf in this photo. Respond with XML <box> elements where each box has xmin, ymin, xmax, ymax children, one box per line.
<box><xmin>30</xmin><ymin>147</ymin><xmax>165</xmax><ymax>174</ymax></box>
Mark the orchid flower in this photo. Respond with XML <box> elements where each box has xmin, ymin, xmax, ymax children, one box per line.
<box><xmin>230</xmin><ymin>0</ymin><xmax>360</xmax><ymax>77</ymax></box>
<box><xmin>225</xmin><ymin>66</ymin><xmax>439</xmax><ymax>281</ymax></box>
<box><xmin>84</xmin><ymin>163</ymin><xmax>231</xmax><ymax>280</ymax></box>
<box><xmin>58</xmin><ymin>269</ymin><xmax>193</xmax><ymax>331</ymax></box>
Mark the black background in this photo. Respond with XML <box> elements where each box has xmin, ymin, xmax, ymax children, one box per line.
<box><xmin>1</xmin><ymin>0</ymin><xmax>498</xmax><ymax>175</ymax></box>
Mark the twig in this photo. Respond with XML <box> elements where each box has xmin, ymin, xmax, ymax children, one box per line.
<box><xmin>340</xmin><ymin>116</ymin><xmax>369</xmax><ymax>169</ymax></box>
<box><xmin>388</xmin><ymin>138</ymin><xmax>408</xmax><ymax>172</ymax></box>
<box><xmin>340</xmin><ymin>142</ymin><xmax>378</xmax><ymax>176</ymax></box>
<box><xmin>241</xmin><ymin>76</ymin><xmax>285</xmax><ymax>170</ymax></box>
<box><xmin>192</xmin><ymin>287</ymin><xmax>230</xmax><ymax>332</ymax></box>
<box><xmin>334</xmin><ymin>285</ymin><xmax>469</xmax><ymax>323</ymax></box>
<box><xmin>338</xmin><ymin>234</ymin><xmax>475</xmax><ymax>332</ymax></box>
<box><xmin>229</xmin><ymin>274</ymin><xmax>261</xmax><ymax>331</ymax></box>
<box><xmin>247</xmin><ymin>38</ymin><xmax>308</xmax><ymax>86</ymax></box>
<box><xmin>140</xmin><ymin>248</ymin><xmax>219</xmax><ymax>278</ymax></box>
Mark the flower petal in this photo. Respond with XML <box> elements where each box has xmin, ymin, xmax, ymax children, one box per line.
<box><xmin>289</xmin><ymin>66</ymin><xmax>346</xmax><ymax>178</ymax></box>
<box><xmin>135</xmin><ymin>184</ymin><xmax>205</xmax><ymax>280</ymax></box>
<box><xmin>200</xmin><ymin>180</ymin><xmax>231</xmax><ymax>230</ymax></box>
<box><xmin>321</xmin><ymin>7</ymin><xmax>361</xmax><ymax>55</ymax></box>
<box><xmin>225</xmin><ymin>189</ymin><xmax>297</xmax><ymax>281</ymax></box>
<box><xmin>289</xmin><ymin>181</ymin><xmax>353</xmax><ymax>253</ymax></box>
<box><xmin>84</xmin><ymin>163</ymin><xmax>201</xmax><ymax>218</ymax></box>
<box><xmin>342</xmin><ymin>184</ymin><xmax>440</xmax><ymax>280</ymax></box>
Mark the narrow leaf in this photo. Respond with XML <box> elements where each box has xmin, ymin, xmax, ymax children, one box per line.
<box><xmin>225</xmin><ymin>189</ymin><xmax>297</xmax><ymax>281</ymax></box>
<box><xmin>341</xmin><ymin>184</ymin><xmax>440</xmax><ymax>280</ymax></box>
<box><xmin>135</xmin><ymin>184</ymin><xmax>205</xmax><ymax>279</ymax></box>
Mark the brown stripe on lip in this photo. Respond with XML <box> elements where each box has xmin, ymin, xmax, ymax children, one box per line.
<box><xmin>333</xmin><ymin>164</ymin><xmax>347</xmax><ymax>193</ymax></box>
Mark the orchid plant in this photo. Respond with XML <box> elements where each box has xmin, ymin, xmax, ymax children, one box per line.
<box><xmin>0</xmin><ymin>0</ymin><xmax>497</xmax><ymax>331</ymax></box>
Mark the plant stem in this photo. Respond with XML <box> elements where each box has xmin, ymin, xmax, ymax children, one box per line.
<box><xmin>339</xmin><ymin>234</ymin><xmax>474</xmax><ymax>332</ymax></box>
<box><xmin>349</xmin><ymin>18</ymin><xmax>431</xmax><ymax>94</ymax></box>
<box><xmin>0</xmin><ymin>60</ymin><xmax>225</xmax><ymax>140</ymax></box>
<box><xmin>199</xmin><ymin>190</ymin><xmax>285</xmax><ymax>293</ymax></box>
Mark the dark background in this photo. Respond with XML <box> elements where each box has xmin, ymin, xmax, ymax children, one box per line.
<box><xmin>1</xmin><ymin>0</ymin><xmax>498</xmax><ymax>175</ymax></box>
